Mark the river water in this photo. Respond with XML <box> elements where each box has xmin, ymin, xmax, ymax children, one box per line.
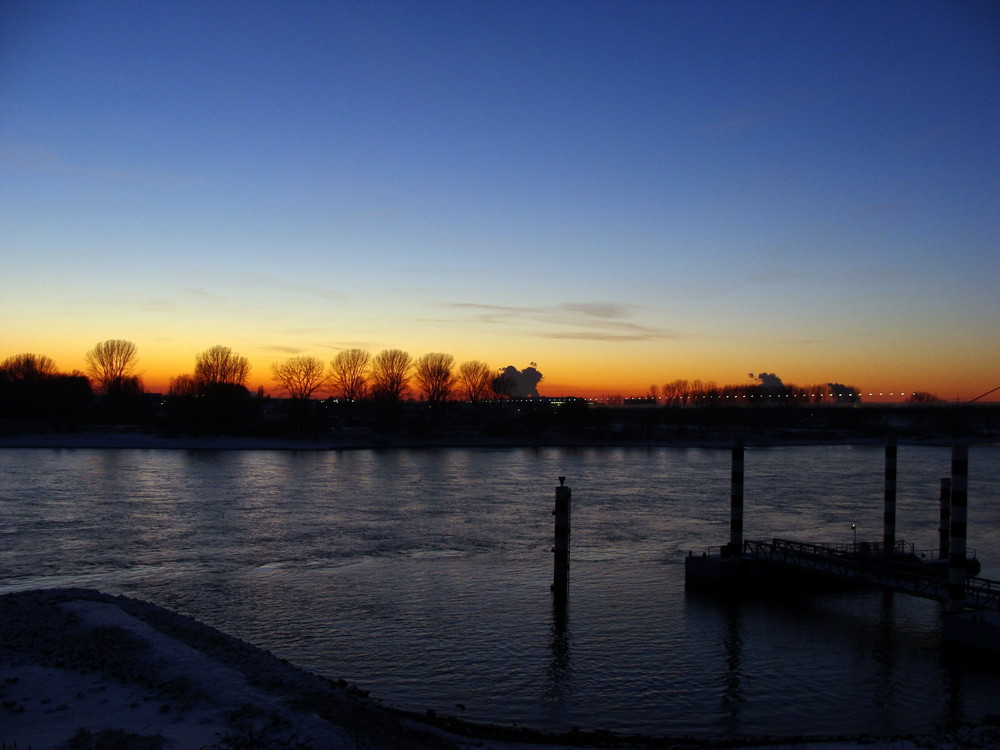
<box><xmin>2</xmin><ymin>443</ymin><xmax>999</xmax><ymax>738</ymax></box>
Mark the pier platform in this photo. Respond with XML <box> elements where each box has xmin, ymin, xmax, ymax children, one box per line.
<box><xmin>686</xmin><ymin>538</ymin><xmax>1000</xmax><ymax>650</ymax></box>
<box><xmin>688</xmin><ymin>438</ymin><xmax>1000</xmax><ymax>650</ymax></box>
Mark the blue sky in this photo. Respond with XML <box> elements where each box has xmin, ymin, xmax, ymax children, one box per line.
<box><xmin>2</xmin><ymin>1</ymin><xmax>998</xmax><ymax>398</ymax></box>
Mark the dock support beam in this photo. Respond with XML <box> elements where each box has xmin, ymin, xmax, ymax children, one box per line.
<box><xmin>727</xmin><ymin>436</ymin><xmax>744</xmax><ymax>558</ymax></box>
<box><xmin>947</xmin><ymin>444</ymin><xmax>968</xmax><ymax>614</ymax></box>
<box><xmin>883</xmin><ymin>435</ymin><xmax>897</xmax><ymax>553</ymax></box>
<box><xmin>938</xmin><ymin>477</ymin><xmax>951</xmax><ymax>561</ymax></box>
<box><xmin>553</xmin><ymin>477</ymin><xmax>571</xmax><ymax>597</ymax></box>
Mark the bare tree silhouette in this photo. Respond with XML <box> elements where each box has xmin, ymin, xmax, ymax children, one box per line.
<box><xmin>458</xmin><ymin>360</ymin><xmax>493</xmax><ymax>404</ymax></box>
<box><xmin>270</xmin><ymin>355</ymin><xmax>328</xmax><ymax>400</ymax></box>
<box><xmin>370</xmin><ymin>348</ymin><xmax>412</xmax><ymax>401</ymax></box>
<box><xmin>330</xmin><ymin>348</ymin><xmax>371</xmax><ymax>402</ymax></box>
<box><xmin>194</xmin><ymin>345</ymin><xmax>251</xmax><ymax>390</ymax></box>
<box><xmin>662</xmin><ymin>379</ymin><xmax>690</xmax><ymax>405</ymax></box>
<box><xmin>0</xmin><ymin>353</ymin><xmax>58</xmax><ymax>381</ymax></box>
<box><xmin>168</xmin><ymin>374</ymin><xmax>198</xmax><ymax>397</ymax></box>
<box><xmin>85</xmin><ymin>339</ymin><xmax>139</xmax><ymax>394</ymax></box>
<box><xmin>414</xmin><ymin>352</ymin><xmax>456</xmax><ymax>403</ymax></box>
<box><xmin>0</xmin><ymin>353</ymin><xmax>92</xmax><ymax>425</ymax></box>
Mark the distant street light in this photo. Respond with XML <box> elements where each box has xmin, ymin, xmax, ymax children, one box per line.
<box><xmin>851</xmin><ymin>523</ymin><xmax>857</xmax><ymax>547</ymax></box>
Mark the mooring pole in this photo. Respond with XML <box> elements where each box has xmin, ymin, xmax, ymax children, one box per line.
<box><xmin>938</xmin><ymin>477</ymin><xmax>951</xmax><ymax>561</ymax></box>
<box><xmin>883</xmin><ymin>435</ymin><xmax>897</xmax><ymax>554</ymax></box>
<box><xmin>728</xmin><ymin>435</ymin><xmax>744</xmax><ymax>557</ymax></box>
<box><xmin>947</xmin><ymin>444</ymin><xmax>968</xmax><ymax>614</ymax></box>
<box><xmin>553</xmin><ymin>476</ymin><xmax>571</xmax><ymax>595</ymax></box>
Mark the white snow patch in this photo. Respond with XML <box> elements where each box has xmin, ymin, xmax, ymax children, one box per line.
<box><xmin>2</xmin><ymin>589</ymin><xmax>996</xmax><ymax>750</ymax></box>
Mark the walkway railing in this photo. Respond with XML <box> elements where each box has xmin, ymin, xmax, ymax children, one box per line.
<box><xmin>742</xmin><ymin>538</ymin><xmax>1000</xmax><ymax>611</ymax></box>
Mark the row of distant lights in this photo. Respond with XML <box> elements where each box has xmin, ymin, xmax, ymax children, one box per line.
<box><xmin>628</xmin><ymin>392</ymin><xmax>915</xmax><ymax>399</ymax></box>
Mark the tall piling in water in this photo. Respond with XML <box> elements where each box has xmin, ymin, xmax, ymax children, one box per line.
<box><xmin>939</xmin><ymin>477</ymin><xmax>951</xmax><ymax>561</ymax></box>
<box><xmin>553</xmin><ymin>477</ymin><xmax>571</xmax><ymax>596</ymax></box>
<box><xmin>883</xmin><ymin>435</ymin><xmax>897</xmax><ymax>553</ymax></box>
<box><xmin>727</xmin><ymin>436</ymin><xmax>744</xmax><ymax>558</ymax></box>
<box><xmin>947</xmin><ymin>444</ymin><xmax>968</xmax><ymax>614</ymax></box>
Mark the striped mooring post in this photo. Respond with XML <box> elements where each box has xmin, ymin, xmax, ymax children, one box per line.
<box><xmin>728</xmin><ymin>435</ymin><xmax>745</xmax><ymax>557</ymax></box>
<box><xmin>947</xmin><ymin>444</ymin><xmax>969</xmax><ymax>614</ymax></box>
<box><xmin>939</xmin><ymin>477</ymin><xmax>951</xmax><ymax>561</ymax></box>
<box><xmin>883</xmin><ymin>435</ymin><xmax>897</xmax><ymax>553</ymax></box>
<box><xmin>553</xmin><ymin>476</ymin><xmax>571</xmax><ymax>595</ymax></box>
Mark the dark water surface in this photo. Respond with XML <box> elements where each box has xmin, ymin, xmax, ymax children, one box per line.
<box><xmin>2</xmin><ymin>444</ymin><xmax>999</xmax><ymax>737</ymax></box>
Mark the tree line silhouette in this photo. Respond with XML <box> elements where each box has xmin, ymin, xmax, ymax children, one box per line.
<box><xmin>3</xmin><ymin>340</ymin><xmax>985</xmax><ymax>440</ymax></box>
<box><xmin>0</xmin><ymin>341</ymin><xmax>545</xmax><ymax>434</ymax></box>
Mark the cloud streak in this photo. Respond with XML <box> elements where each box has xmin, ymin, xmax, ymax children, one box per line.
<box><xmin>181</xmin><ymin>279</ymin><xmax>345</xmax><ymax>307</ymax></box>
<box><xmin>259</xmin><ymin>344</ymin><xmax>308</xmax><ymax>356</ymax></box>
<box><xmin>445</xmin><ymin>302</ymin><xmax>681</xmax><ymax>342</ymax></box>
<box><xmin>701</xmin><ymin>115</ymin><xmax>775</xmax><ymax>133</ymax></box>
<box><xmin>0</xmin><ymin>139</ymin><xmax>212</xmax><ymax>190</ymax></box>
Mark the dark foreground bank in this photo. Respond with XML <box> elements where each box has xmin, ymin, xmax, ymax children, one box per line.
<box><xmin>3</xmin><ymin>589</ymin><xmax>999</xmax><ymax>750</ymax></box>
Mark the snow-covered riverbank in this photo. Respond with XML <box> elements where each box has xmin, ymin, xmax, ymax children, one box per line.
<box><xmin>3</xmin><ymin>589</ymin><xmax>997</xmax><ymax>750</ymax></box>
<box><xmin>1</xmin><ymin>588</ymin><xmax>459</xmax><ymax>749</ymax></box>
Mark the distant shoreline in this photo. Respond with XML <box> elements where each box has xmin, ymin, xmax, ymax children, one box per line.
<box><xmin>0</xmin><ymin>428</ymin><xmax>994</xmax><ymax>451</ymax></box>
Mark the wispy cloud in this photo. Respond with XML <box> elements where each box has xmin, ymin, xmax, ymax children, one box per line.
<box><xmin>540</xmin><ymin>327</ymin><xmax>673</xmax><ymax>342</ymax></box>
<box><xmin>896</xmin><ymin>125</ymin><xmax>952</xmax><ymax>152</ymax></box>
<box><xmin>184</xmin><ymin>279</ymin><xmax>345</xmax><ymax>305</ymax></box>
<box><xmin>0</xmin><ymin>141</ymin><xmax>63</xmax><ymax>172</ymax></box>
<box><xmin>559</xmin><ymin>302</ymin><xmax>631</xmax><ymax>319</ymax></box>
<box><xmin>702</xmin><ymin>115</ymin><xmax>774</xmax><ymax>133</ymax></box>
<box><xmin>860</xmin><ymin>202</ymin><xmax>905</xmax><ymax>215</ymax></box>
<box><xmin>321</xmin><ymin>341</ymin><xmax>380</xmax><ymax>352</ymax></box>
<box><xmin>182</xmin><ymin>286</ymin><xmax>228</xmax><ymax>303</ymax></box>
<box><xmin>261</xmin><ymin>280</ymin><xmax>345</xmax><ymax>302</ymax></box>
<box><xmin>65</xmin><ymin>295</ymin><xmax>180</xmax><ymax>315</ymax></box>
<box><xmin>0</xmin><ymin>139</ymin><xmax>210</xmax><ymax>189</ymax></box>
<box><xmin>445</xmin><ymin>302</ymin><xmax>681</xmax><ymax>342</ymax></box>
<box><xmin>260</xmin><ymin>344</ymin><xmax>307</xmax><ymax>356</ymax></box>
<box><xmin>135</xmin><ymin>298</ymin><xmax>175</xmax><ymax>313</ymax></box>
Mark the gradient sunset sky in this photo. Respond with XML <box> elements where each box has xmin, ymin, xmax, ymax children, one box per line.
<box><xmin>3</xmin><ymin>1</ymin><xmax>998</xmax><ymax>400</ymax></box>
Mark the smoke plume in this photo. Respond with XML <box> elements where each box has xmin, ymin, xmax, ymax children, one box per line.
<box><xmin>498</xmin><ymin>364</ymin><xmax>543</xmax><ymax>398</ymax></box>
<box><xmin>753</xmin><ymin>372</ymin><xmax>785</xmax><ymax>389</ymax></box>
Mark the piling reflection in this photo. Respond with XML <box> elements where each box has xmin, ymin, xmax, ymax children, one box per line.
<box><xmin>721</xmin><ymin>599</ymin><xmax>744</xmax><ymax>734</ymax></box>
<box><xmin>546</xmin><ymin>592</ymin><xmax>572</xmax><ymax>705</ymax></box>
<box><xmin>549</xmin><ymin>473</ymin><xmax>571</xmax><ymax>710</ymax></box>
<box><xmin>552</xmin><ymin>588</ymin><xmax>569</xmax><ymax>634</ymax></box>
<box><xmin>940</xmin><ymin>649</ymin><xmax>968</xmax><ymax>729</ymax></box>
<box><xmin>873</xmin><ymin>590</ymin><xmax>897</xmax><ymax>711</ymax></box>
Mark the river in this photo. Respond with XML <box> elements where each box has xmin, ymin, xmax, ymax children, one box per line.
<box><xmin>2</xmin><ymin>443</ymin><xmax>999</xmax><ymax>738</ymax></box>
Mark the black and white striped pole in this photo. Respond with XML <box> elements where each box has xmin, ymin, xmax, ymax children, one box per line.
<box><xmin>883</xmin><ymin>435</ymin><xmax>897</xmax><ymax>554</ymax></box>
<box><xmin>947</xmin><ymin>444</ymin><xmax>968</xmax><ymax>614</ymax></box>
<box><xmin>553</xmin><ymin>476</ymin><xmax>571</xmax><ymax>596</ymax></box>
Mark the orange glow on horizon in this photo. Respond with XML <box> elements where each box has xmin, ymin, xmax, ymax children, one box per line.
<box><xmin>2</xmin><ymin>341</ymin><xmax>994</xmax><ymax>404</ymax></box>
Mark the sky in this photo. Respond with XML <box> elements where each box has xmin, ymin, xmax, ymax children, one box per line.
<box><xmin>2</xmin><ymin>1</ymin><xmax>998</xmax><ymax>400</ymax></box>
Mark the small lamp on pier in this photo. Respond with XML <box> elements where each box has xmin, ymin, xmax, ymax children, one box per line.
<box><xmin>851</xmin><ymin>523</ymin><xmax>857</xmax><ymax>547</ymax></box>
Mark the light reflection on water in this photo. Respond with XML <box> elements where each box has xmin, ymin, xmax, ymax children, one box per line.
<box><xmin>2</xmin><ymin>444</ymin><xmax>999</xmax><ymax>737</ymax></box>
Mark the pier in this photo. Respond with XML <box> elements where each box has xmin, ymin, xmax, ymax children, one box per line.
<box><xmin>686</xmin><ymin>440</ymin><xmax>1000</xmax><ymax>651</ymax></box>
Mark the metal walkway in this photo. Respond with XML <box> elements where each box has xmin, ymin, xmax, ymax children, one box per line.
<box><xmin>742</xmin><ymin>538</ymin><xmax>1000</xmax><ymax>612</ymax></box>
